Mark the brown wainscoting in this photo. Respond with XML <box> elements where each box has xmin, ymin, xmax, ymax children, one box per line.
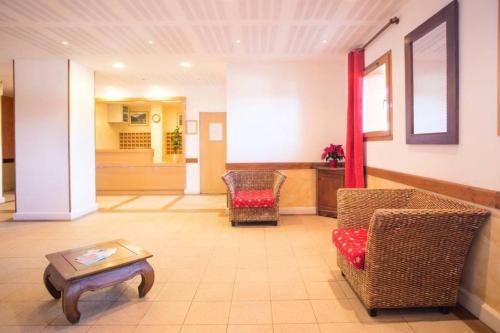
<box><xmin>226</xmin><ymin>162</ymin><xmax>338</xmax><ymax>170</ymax></box>
<box><xmin>366</xmin><ymin>166</ymin><xmax>500</xmax><ymax>209</ymax></box>
<box><xmin>185</xmin><ymin>158</ymin><xmax>198</xmax><ymax>164</ymax></box>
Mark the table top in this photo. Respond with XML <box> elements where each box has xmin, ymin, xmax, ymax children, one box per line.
<box><xmin>46</xmin><ymin>239</ymin><xmax>152</xmax><ymax>281</ymax></box>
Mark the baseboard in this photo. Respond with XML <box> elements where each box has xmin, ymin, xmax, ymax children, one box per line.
<box><xmin>13</xmin><ymin>203</ymin><xmax>98</xmax><ymax>221</ymax></box>
<box><xmin>459</xmin><ymin>288</ymin><xmax>500</xmax><ymax>332</ymax></box>
<box><xmin>13</xmin><ymin>211</ymin><xmax>72</xmax><ymax>221</ymax></box>
<box><xmin>70</xmin><ymin>203</ymin><xmax>98</xmax><ymax>220</ymax></box>
<box><xmin>280</xmin><ymin>206</ymin><xmax>317</xmax><ymax>215</ymax></box>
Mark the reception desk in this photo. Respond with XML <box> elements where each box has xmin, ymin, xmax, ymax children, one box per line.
<box><xmin>95</xmin><ymin>149</ymin><xmax>185</xmax><ymax>194</ymax></box>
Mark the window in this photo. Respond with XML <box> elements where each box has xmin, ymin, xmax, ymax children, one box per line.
<box><xmin>363</xmin><ymin>51</ymin><xmax>393</xmax><ymax>141</ymax></box>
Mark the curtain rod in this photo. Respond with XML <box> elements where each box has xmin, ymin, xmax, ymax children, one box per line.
<box><xmin>361</xmin><ymin>17</ymin><xmax>400</xmax><ymax>50</ymax></box>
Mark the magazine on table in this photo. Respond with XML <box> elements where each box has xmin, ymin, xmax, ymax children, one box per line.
<box><xmin>75</xmin><ymin>248</ymin><xmax>117</xmax><ymax>266</ymax></box>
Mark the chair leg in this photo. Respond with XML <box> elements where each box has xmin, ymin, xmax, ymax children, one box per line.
<box><xmin>341</xmin><ymin>271</ymin><xmax>345</xmax><ymax>277</ymax></box>
<box><xmin>231</xmin><ymin>221</ymin><xmax>236</xmax><ymax>227</ymax></box>
<box><xmin>368</xmin><ymin>309</ymin><xmax>378</xmax><ymax>317</ymax></box>
<box><xmin>272</xmin><ymin>220</ymin><xmax>278</xmax><ymax>226</ymax></box>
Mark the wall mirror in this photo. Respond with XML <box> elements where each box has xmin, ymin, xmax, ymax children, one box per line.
<box><xmin>405</xmin><ymin>0</ymin><xmax>458</xmax><ymax>144</ymax></box>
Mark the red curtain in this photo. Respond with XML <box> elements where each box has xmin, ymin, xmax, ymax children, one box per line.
<box><xmin>344</xmin><ymin>49</ymin><xmax>365</xmax><ymax>188</ymax></box>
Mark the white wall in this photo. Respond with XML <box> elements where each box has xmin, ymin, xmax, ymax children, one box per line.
<box><xmin>226</xmin><ymin>60</ymin><xmax>347</xmax><ymax>163</ymax></box>
<box><xmin>365</xmin><ymin>0</ymin><xmax>500</xmax><ymax>191</ymax></box>
<box><xmin>14</xmin><ymin>59</ymin><xmax>70</xmax><ymax>219</ymax></box>
<box><xmin>69</xmin><ymin>61</ymin><xmax>97</xmax><ymax>218</ymax></box>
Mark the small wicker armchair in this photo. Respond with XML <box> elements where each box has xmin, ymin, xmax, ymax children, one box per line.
<box><xmin>222</xmin><ymin>170</ymin><xmax>286</xmax><ymax>226</ymax></box>
<box><xmin>336</xmin><ymin>188</ymin><xmax>490</xmax><ymax>316</ymax></box>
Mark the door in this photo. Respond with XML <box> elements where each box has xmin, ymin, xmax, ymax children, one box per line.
<box><xmin>200</xmin><ymin>112</ymin><xmax>226</xmax><ymax>194</ymax></box>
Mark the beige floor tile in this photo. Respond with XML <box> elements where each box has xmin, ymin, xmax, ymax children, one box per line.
<box><xmin>227</xmin><ymin>324</ymin><xmax>273</xmax><ymax>333</ymax></box>
<box><xmin>120</xmin><ymin>282</ymin><xmax>164</xmax><ymax>302</ymax></box>
<box><xmin>269</xmin><ymin>281</ymin><xmax>308</xmax><ymax>300</ymax></box>
<box><xmin>268</xmin><ymin>268</ymin><xmax>302</xmax><ymax>283</ymax></box>
<box><xmin>167</xmin><ymin>269</ymin><xmax>205</xmax><ymax>283</ymax></box>
<box><xmin>229</xmin><ymin>301</ymin><xmax>272</xmax><ymax>324</ymax></box>
<box><xmin>273</xmin><ymin>323</ymin><xmax>321</xmax><ymax>333</ymax></box>
<box><xmin>337</xmin><ymin>280</ymin><xmax>357</xmax><ymax>299</ymax></box>
<box><xmin>319</xmin><ymin>323</ymin><xmax>367</xmax><ymax>333</ymax></box>
<box><xmin>180</xmin><ymin>325</ymin><xmax>227</xmax><ymax>333</ymax></box>
<box><xmin>409</xmin><ymin>320</ymin><xmax>477</xmax><ymax>333</ymax></box>
<box><xmin>233</xmin><ymin>282</ymin><xmax>270</xmax><ymax>301</ymax></box>
<box><xmin>348</xmin><ymin>298</ymin><xmax>405</xmax><ymax>323</ymax></box>
<box><xmin>0</xmin><ymin>301</ymin><xmax>61</xmax><ymax>325</ymax></box>
<box><xmin>310</xmin><ymin>299</ymin><xmax>359</xmax><ymax>323</ymax></box>
<box><xmin>184</xmin><ymin>301</ymin><xmax>231</xmax><ymax>325</ymax></box>
<box><xmin>96</xmin><ymin>196</ymin><xmax>136</xmax><ymax>209</ymax></box>
<box><xmin>170</xmin><ymin>195</ymin><xmax>226</xmax><ymax>210</ymax></box>
<box><xmin>236</xmin><ymin>268</ymin><xmax>268</xmax><ymax>282</ymax></box>
<box><xmin>116</xmin><ymin>196</ymin><xmax>179</xmax><ymax>210</ymax></box>
<box><xmin>157</xmin><ymin>283</ymin><xmax>198</xmax><ymax>301</ymax></box>
<box><xmin>194</xmin><ymin>283</ymin><xmax>234</xmax><ymax>301</ymax></box>
<box><xmin>87</xmin><ymin>326</ymin><xmax>136</xmax><ymax>333</ymax></box>
<box><xmin>95</xmin><ymin>301</ymin><xmax>153</xmax><ymax>325</ymax></box>
<box><xmin>41</xmin><ymin>326</ymin><xmax>91</xmax><ymax>332</ymax></box>
<box><xmin>304</xmin><ymin>281</ymin><xmax>346</xmax><ymax>300</ymax></box>
<box><xmin>140</xmin><ymin>302</ymin><xmax>191</xmax><ymax>325</ymax></box>
<box><xmin>271</xmin><ymin>300</ymin><xmax>316</xmax><ymax>324</ymax></box>
<box><xmin>134</xmin><ymin>325</ymin><xmax>181</xmax><ymax>333</ymax></box>
<box><xmin>49</xmin><ymin>301</ymin><xmax>113</xmax><ymax>326</ymax></box>
<box><xmin>202</xmin><ymin>268</ymin><xmax>237</xmax><ymax>283</ymax></box>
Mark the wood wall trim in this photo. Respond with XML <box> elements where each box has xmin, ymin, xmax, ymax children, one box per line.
<box><xmin>366</xmin><ymin>166</ymin><xmax>500</xmax><ymax>209</ymax></box>
<box><xmin>185</xmin><ymin>158</ymin><xmax>198</xmax><ymax>164</ymax></box>
<box><xmin>226</xmin><ymin>162</ymin><xmax>337</xmax><ymax>170</ymax></box>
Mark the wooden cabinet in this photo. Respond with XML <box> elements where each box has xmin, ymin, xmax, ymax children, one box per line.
<box><xmin>316</xmin><ymin>167</ymin><xmax>344</xmax><ymax>218</ymax></box>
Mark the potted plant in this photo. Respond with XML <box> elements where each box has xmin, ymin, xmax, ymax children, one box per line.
<box><xmin>172</xmin><ymin>126</ymin><xmax>182</xmax><ymax>163</ymax></box>
<box><xmin>321</xmin><ymin>144</ymin><xmax>344</xmax><ymax>167</ymax></box>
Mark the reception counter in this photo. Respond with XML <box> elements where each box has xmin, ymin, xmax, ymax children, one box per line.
<box><xmin>95</xmin><ymin>149</ymin><xmax>185</xmax><ymax>194</ymax></box>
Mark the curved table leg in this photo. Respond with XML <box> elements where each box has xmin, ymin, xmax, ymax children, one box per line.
<box><xmin>137</xmin><ymin>261</ymin><xmax>155</xmax><ymax>298</ymax></box>
<box><xmin>62</xmin><ymin>283</ymin><xmax>83</xmax><ymax>324</ymax></box>
<box><xmin>43</xmin><ymin>265</ymin><xmax>61</xmax><ymax>299</ymax></box>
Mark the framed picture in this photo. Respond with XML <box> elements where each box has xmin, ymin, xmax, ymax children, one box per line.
<box><xmin>186</xmin><ymin>120</ymin><xmax>198</xmax><ymax>134</ymax></box>
<box><xmin>129</xmin><ymin>111</ymin><xmax>149</xmax><ymax>125</ymax></box>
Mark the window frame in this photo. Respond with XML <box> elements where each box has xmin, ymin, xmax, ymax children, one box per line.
<box><xmin>363</xmin><ymin>50</ymin><xmax>393</xmax><ymax>141</ymax></box>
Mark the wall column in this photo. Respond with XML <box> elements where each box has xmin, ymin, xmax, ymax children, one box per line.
<box><xmin>13</xmin><ymin>59</ymin><xmax>97</xmax><ymax>221</ymax></box>
<box><xmin>150</xmin><ymin>103</ymin><xmax>163</xmax><ymax>163</ymax></box>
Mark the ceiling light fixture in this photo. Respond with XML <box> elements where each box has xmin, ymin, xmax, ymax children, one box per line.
<box><xmin>112</xmin><ymin>62</ymin><xmax>125</xmax><ymax>69</ymax></box>
<box><xmin>61</xmin><ymin>41</ymin><xmax>68</xmax><ymax>45</ymax></box>
<box><xmin>179</xmin><ymin>61</ymin><xmax>192</xmax><ymax>68</ymax></box>
<box><xmin>322</xmin><ymin>39</ymin><xmax>328</xmax><ymax>44</ymax></box>
<box><xmin>148</xmin><ymin>40</ymin><xmax>154</xmax><ymax>45</ymax></box>
<box><xmin>235</xmin><ymin>39</ymin><xmax>241</xmax><ymax>44</ymax></box>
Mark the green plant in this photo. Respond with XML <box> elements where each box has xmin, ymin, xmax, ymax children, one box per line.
<box><xmin>172</xmin><ymin>126</ymin><xmax>182</xmax><ymax>154</ymax></box>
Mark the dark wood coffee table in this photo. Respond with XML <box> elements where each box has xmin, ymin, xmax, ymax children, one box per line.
<box><xmin>44</xmin><ymin>239</ymin><xmax>154</xmax><ymax>324</ymax></box>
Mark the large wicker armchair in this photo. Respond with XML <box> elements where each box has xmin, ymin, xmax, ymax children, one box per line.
<box><xmin>335</xmin><ymin>188</ymin><xmax>490</xmax><ymax>316</ymax></box>
<box><xmin>222</xmin><ymin>170</ymin><xmax>286</xmax><ymax>226</ymax></box>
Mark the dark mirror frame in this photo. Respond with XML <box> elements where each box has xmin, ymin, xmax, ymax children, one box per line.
<box><xmin>405</xmin><ymin>0</ymin><xmax>459</xmax><ymax>144</ymax></box>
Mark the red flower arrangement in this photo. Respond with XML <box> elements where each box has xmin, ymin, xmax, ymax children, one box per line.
<box><xmin>321</xmin><ymin>144</ymin><xmax>344</xmax><ymax>167</ymax></box>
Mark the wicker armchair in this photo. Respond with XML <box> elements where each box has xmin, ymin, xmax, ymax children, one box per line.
<box><xmin>335</xmin><ymin>188</ymin><xmax>490</xmax><ymax>316</ymax></box>
<box><xmin>222</xmin><ymin>170</ymin><xmax>286</xmax><ymax>226</ymax></box>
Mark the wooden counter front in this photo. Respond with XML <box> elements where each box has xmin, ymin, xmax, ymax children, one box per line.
<box><xmin>96</xmin><ymin>163</ymin><xmax>185</xmax><ymax>194</ymax></box>
<box><xmin>96</xmin><ymin>149</ymin><xmax>153</xmax><ymax>164</ymax></box>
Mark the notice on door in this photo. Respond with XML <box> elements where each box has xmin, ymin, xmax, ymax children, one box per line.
<box><xmin>209</xmin><ymin>122</ymin><xmax>223</xmax><ymax>141</ymax></box>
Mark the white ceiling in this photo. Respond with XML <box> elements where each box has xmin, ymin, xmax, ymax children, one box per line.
<box><xmin>0</xmin><ymin>0</ymin><xmax>409</xmax><ymax>96</ymax></box>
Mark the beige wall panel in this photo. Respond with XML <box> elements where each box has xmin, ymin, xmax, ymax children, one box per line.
<box><xmin>279</xmin><ymin>169</ymin><xmax>316</xmax><ymax>208</ymax></box>
<box><xmin>96</xmin><ymin>164</ymin><xmax>185</xmax><ymax>191</ymax></box>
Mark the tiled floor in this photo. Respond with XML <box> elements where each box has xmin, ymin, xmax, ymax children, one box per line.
<box><xmin>0</xmin><ymin>195</ymin><xmax>493</xmax><ymax>332</ymax></box>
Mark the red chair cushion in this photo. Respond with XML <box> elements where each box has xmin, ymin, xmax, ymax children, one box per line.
<box><xmin>332</xmin><ymin>228</ymin><xmax>368</xmax><ymax>270</ymax></box>
<box><xmin>233</xmin><ymin>189</ymin><xmax>275</xmax><ymax>208</ymax></box>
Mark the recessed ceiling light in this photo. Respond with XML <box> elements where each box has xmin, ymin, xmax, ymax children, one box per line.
<box><xmin>322</xmin><ymin>39</ymin><xmax>328</xmax><ymax>44</ymax></box>
<box><xmin>148</xmin><ymin>40</ymin><xmax>154</xmax><ymax>45</ymax></box>
<box><xmin>61</xmin><ymin>41</ymin><xmax>68</xmax><ymax>45</ymax></box>
<box><xmin>112</xmin><ymin>62</ymin><xmax>125</xmax><ymax>69</ymax></box>
<box><xmin>235</xmin><ymin>39</ymin><xmax>241</xmax><ymax>44</ymax></box>
<box><xmin>179</xmin><ymin>61</ymin><xmax>192</xmax><ymax>68</ymax></box>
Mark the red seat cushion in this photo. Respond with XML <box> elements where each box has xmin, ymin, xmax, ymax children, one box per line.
<box><xmin>332</xmin><ymin>228</ymin><xmax>368</xmax><ymax>270</ymax></box>
<box><xmin>233</xmin><ymin>189</ymin><xmax>275</xmax><ymax>208</ymax></box>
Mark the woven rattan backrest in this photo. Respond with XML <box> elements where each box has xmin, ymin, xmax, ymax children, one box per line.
<box><xmin>406</xmin><ymin>190</ymin><xmax>472</xmax><ymax>210</ymax></box>
<box><xmin>227</xmin><ymin>170</ymin><xmax>276</xmax><ymax>191</ymax></box>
